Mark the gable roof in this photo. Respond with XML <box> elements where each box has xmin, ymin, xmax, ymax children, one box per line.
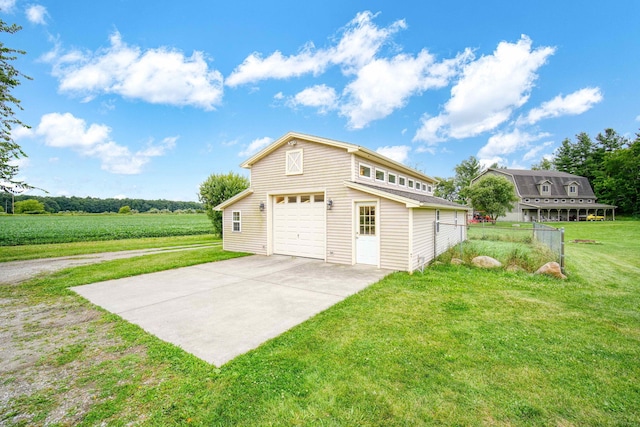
<box><xmin>241</xmin><ymin>131</ymin><xmax>437</xmax><ymax>184</ymax></box>
<box><xmin>346</xmin><ymin>181</ymin><xmax>471</xmax><ymax>210</ymax></box>
<box><xmin>477</xmin><ymin>168</ymin><xmax>596</xmax><ymax>198</ymax></box>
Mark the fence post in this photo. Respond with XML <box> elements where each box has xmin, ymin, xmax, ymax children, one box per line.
<box><xmin>560</xmin><ymin>227</ymin><xmax>565</xmax><ymax>273</ymax></box>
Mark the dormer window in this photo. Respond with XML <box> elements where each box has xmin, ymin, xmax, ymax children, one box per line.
<box><xmin>538</xmin><ymin>180</ymin><xmax>552</xmax><ymax>196</ymax></box>
<box><xmin>564</xmin><ymin>181</ymin><xmax>579</xmax><ymax>197</ymax></box>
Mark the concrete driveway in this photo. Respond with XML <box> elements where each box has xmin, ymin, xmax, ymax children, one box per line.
<box><xmin>72</xmin><ymin>255</ymin><xmax>391</xmax><ymax>366</ymax></box>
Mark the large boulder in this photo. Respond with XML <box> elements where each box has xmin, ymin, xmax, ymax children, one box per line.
<box><xmin>535</xmin><ymin>262</ymin><xmax>567</xmax><ymax>279</ymax></box>
<box><xmin>471</xmin><ymin>256</ymin><xmax>502</xmax><ymax>268</ymax></box>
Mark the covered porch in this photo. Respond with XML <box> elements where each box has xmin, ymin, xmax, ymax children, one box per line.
<box><xmin>521</xmin><ymin>203</ymin><xmax>617</xmax><ymax>222</ymax></box>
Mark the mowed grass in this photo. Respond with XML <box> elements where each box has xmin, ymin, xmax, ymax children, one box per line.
<box><xmin>1</xmin><ymin>221</ymin><xmax>639</xmax><ymax>425</ymax></box>
<box><xmin>0</xmin><ymin>213</ymin><xmax>213</xmax><ymax>246</ymax></box>
<box><xmin>0</xmin><ymin>234</ymin><xmax>220</xmax><ymax>262</ymax></box>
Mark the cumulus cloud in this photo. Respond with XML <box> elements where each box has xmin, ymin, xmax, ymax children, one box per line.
<box><xmin>522</xmin><ymin>141</ymin><xmax>554</xmax><ymax>161</ymax></box>
<box><xmin>45</xmin><ymin>32</ymin><xmax>223</xmax><ymax>110</ymax></box>
<box><xmin>341</xmin><ymin>49</ymin><xmax>471</xmax><ymax>129</ymax></box>
<box><xmin>226</xmin><ymin>11</ymin><xmax>405</xmax><ymax>87</ymax></box>
<box><xmin>0</xmin><ymin>0</ymin><xmax>16</xmax><ymax>12</ymax></box>
<box><xmin>519</xmin><ymin>87</ymin><xmax>603</xmax><ymax>125</ymax></box>
<box><xmin>19</xmin><ymin>112</ymin><xmax>176</xmax><ymax>174</ymax></box>
<box><xmin>414</xmin><ymin>35</ymin><xmax>555</xmax><ymax>143</ymax></box>
<box><xmin>239</xmin><ymin>136</ymin><xmax>273</xmax><ymax>157</ymax></box>
<box><xmin>26</xmin><ymin>4</ymin><xmax>48</xmax><ymax>25</ymax></box>
<box><xmin>477</xmin><ymin>128</ymin><xmax>550</xmax><ymax>166</ymax></box>
<box><xmin>288</xmin><ymin>84</ymin><xmax>338</xmax><ymax>113</ymax></box>
<box><xmin>376</xmin><ymin>145</ymin><xmax>411</xmax><ymax>164</ymax></box>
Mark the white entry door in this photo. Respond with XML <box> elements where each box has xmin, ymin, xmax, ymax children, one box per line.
<box><xmin>355</xmin><ymin>202</ymin><xmax>378</xmax><ymax>265</ymax></box>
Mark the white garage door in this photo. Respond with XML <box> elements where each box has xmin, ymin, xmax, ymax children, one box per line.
<box><xmin>273</xmin><ymin>194</ymin><xmax>325</xmax><ymax>259</ymax></box>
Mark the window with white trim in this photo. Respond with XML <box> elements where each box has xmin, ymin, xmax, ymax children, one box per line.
<box><xmin>398</xmin><ymin>176</ymin><xmax>406</xmax><ymax>186</ymax></box>
<box><xmin>359</xmin><ymin>163</ymin><xmax>372</xmax><ymax>178</ymax></box>
<box><xmin>427</xmin><ymin>185</ymin><xmax>432</xmax><ymax>193</ymax></box>
<box><xmin>388</xmin><ymin>173</ymin><xmax>397</xmax><ymax>185</ymax></box>
<box><xmin>232</xmin><ymin>211</ymin><xmax>241</xmax><ymax>232</ymax></box>
<box><xmin>408</xmin><ymin>179</ymin><xmax>414</xmax><ymax>189</ymax></box>
<box><xmin>375</xmin><ymin>169</ymin><xmax>385</xmax><ymax>182</ymax></box>
<box><xmin>415</xmin><ymin>181</ymin><xmax>421</xmax><ymax>190</ymax></box>
<box><xmin>286</xmin><ymin>149</ymin><xmax>303</xmax><ymax>175</ymax></box>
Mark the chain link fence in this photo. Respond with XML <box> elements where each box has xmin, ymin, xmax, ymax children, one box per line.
<box><xmin>532</xmin><ymin>222</ymin><xmax>565</xmax><ymax>271</ymax></box>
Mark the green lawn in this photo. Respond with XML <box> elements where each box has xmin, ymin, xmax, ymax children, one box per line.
<box><xmin>0</xmin><ymin>213</ymin><xmax>213</xmax><ymax>246</ymax></box>
<box><xmin>1</xmin><ymin>221</ymin><xmax>638</xmax><ymax>426</ymax></box>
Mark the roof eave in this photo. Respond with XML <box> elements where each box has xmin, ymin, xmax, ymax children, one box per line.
<box><xmin>213</xmin><ymin>188</ymin><xmax>254</xmax><ymax>211</ymax></box>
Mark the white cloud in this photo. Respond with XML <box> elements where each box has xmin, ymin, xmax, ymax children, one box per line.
<box><xmin>289</xmin><ymin>84</ymin><xmax>338</xmax><ymax>113</ymax></box>
<box><xmin>376</xmin><ymin>145</ymin><xmax>411</xmax><ymax>163</ymax></box>
<box><xmin>477</xmin><ymin>128</ymin><xmax>550</xmax><ymax>162</ymax></box>
<box><xmin>239</xmin><ymin>136</ymin><xmax>273</xmax><ymax>157</ymax></box>
<box><xmin>520</xmin><ymin>87</ymin><xmax>603</xmax><ymax>125</ymax></box>
<box><xmin>414</xmin><ymin>35</ymin><xmax>555</xmax><ymax>143</ymax></box>
<box><xmin>341</xmin><ymin>49</ymin><xmax>471</xmax><ymax>129</ymax></box>
<box><xmin>522</xmin><ymin>140</ymin><xmax>554</xmax><ymax>161</ymax></box>
<box><xmin>22</xmin><ymin>112</ymin><xmax>176</xmax><ymax>174</ymax></box>
<box><xmin>46</xmin><ymin>32</ymin><xmax>224</xmax><ymax>110</ymax></box>
<box><xmin>26</xmin><ymin>4</ymin><xmax>47</xmax><ymax>25</ymax></box>
<box><xmin>0</xmin><ymin>0</ymin><xmax>16</xmax><ymax>12</ymax></box>
<box><xmin>226</xmin><ymin>11</ymin><xmax>405</xmax><ymax>87</ymax></box>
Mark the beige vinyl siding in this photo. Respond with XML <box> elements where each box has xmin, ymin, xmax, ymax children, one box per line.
<box><xmin>378</xmin><ymin>198</ymin><xmax>409</xmax><ymax>270</ymax></box>
<box><xmin>411</xmin><ymin>208</ymin><xmax>435</xmax><ymax>271</ymax></box>
<box><xmin>226</xmin><ymin>138</ymin><xmax>354</xmax><ymax>264</ymax></box>
<box><xmin>353</xmin><ymin>155</ymin><xmax>435</xmax><ymax>194</ymax></box>
<box><xmin>435</xmin><ymin>210</ymin><xmax>464</xmax><ymax>257</ymax></box>
<box><xmin>222</xmin><ymin>194</ymin><xmax>267</xmax><ymax>255</ymax></box>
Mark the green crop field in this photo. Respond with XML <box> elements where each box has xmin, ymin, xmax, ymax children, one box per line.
<box><xmin>0</xmin><ymin>214</ymin><xmax>214</xmax><ymax>246</ymax></box>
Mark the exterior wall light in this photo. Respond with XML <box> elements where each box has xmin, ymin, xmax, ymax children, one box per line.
<box><xmin>259</xmin><ymin>201</ymin><xmax>265</xmax><ymax>212</ymax></box>
<box><xmin>327</xmin><ymin>199</ymin><xmax>333</xmax><ymax>210</ymax></box>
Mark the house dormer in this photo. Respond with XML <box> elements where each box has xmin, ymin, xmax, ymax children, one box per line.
<box><xmin>537</xmin><ymin>179</ymin><xmax>552</xmax><ymax>196</ymax></box>
<box><xmin>564</xmin><ymin>181</ymin><xmax>579</xmax><ymax>197</ymax></box>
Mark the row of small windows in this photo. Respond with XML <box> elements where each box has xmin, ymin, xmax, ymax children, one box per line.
<box><xmin>524</xmin><ymin>198</ymin><xmax>593</xmax><ymax>203</ymax></box>
<box><xmin>275</xmin><ymin>194</ymin><xmax>324</xmax><ymax>204</ymax></box>
<box><xmin>359</xmin><ymin>163</ymin><xmax>432</xmax><ymax>193</ymax></box>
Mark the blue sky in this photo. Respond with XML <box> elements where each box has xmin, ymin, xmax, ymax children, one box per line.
<box><xmin>3</xmin><ymin>0</ymin><xmax>639</xmax><ymax>201</ymax></box>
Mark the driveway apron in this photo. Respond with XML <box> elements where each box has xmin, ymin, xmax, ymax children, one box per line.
<box><xmin>72</xmin><ymin>255</ymin><xmax>391</xmax><ymax>366</ymax></box>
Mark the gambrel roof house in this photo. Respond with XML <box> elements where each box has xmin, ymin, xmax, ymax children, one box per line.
<box><xmin>215</xmin><ymin>132</ymin><xmax>470</xmax><ymax>272</ymax></box>
<box><xmin>472</xmin><ymin>168</ymin><xmax>616</xmax><ymax>222</ymax></box>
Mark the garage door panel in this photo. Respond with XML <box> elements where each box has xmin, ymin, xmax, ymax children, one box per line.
<box><xmin>273</xmin><ymin>195</ymin><xmax>325</xmax><ymax>259</ymax></box>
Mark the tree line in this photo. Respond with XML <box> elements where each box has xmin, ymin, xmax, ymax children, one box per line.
<box><xmin>435</xmin><ymin>128</ymin><xmax>640</xmax><ymax>216</ymax></box>
<box><xmin>0</xmin><ymin>194</ymin><xmax>203</xmax><ymax>214</ymax></box>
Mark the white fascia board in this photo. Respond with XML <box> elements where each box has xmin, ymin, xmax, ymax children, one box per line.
<box><xmin>344</xmin><ymin>181</ymin><xmax>421</xmax><ymax>208</ymax></box>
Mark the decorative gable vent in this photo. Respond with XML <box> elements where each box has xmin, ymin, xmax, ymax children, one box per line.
<box><xmin>286</xmin><ymin>149</ymin><xmax>303</xmax><ymax>175</ymax></box>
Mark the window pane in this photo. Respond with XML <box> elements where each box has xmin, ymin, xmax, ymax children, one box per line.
<box><xmin>314</xmin><ymin>194</ymin><xmax>324</xmax><ymax>202</ymax></box>
<box><xmin>376</xmin><ymin>170</ymin><xmax>385</xmax><ymax>181</ymax></box>
<box><xmin>388</xmin><ymin>174</ymin><xmax>396</xmax><ymax>184</ymax></box>
<box><xmin>300</xmin><ymin>195</ymin><xmax>310</xmax><ymax>203</ymax></box>
<box><xmin>288</xmin><ymin>196</ymin><xmax>297</xmax><ymax>203</ymax></box>
<box><xmin>399</xmin><ymin>177</ymin><xmax>405</xmax><ymax>186</ymax></box>
<box><xmin>359</xmin><ymin>165</ymin><xmax>371</xmax><ymax>177</ymax></box>
<box><xmin>275</xmin><ymin>196</ymin><xmax>285</xmax><ymax>204</ymax></box>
